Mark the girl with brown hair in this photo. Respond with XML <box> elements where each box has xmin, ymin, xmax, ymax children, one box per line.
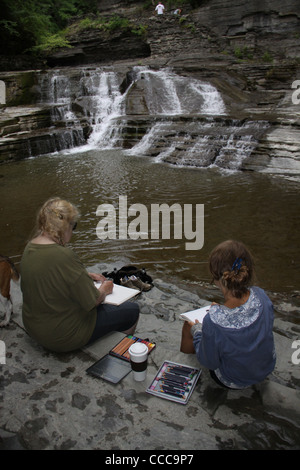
<box><xmin>181</xmin><ymin>240</ymin><xmax>276</xmax><ymax>389</ymax></box>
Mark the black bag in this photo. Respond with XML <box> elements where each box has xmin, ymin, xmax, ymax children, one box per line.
<box><xmin>102</xmin><ymin>265</ymin><xmax>153</xmax><ymax>287</ymax></box>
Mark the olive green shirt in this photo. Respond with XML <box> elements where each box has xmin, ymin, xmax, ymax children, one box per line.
<box><xmin>21</xmin><ymin>242</ymin><xmax>99</xmax><ymax>352</ymax></box>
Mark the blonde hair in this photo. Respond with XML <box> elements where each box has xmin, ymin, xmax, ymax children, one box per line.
<box><xmin>209</xmin><ymin>240</ymin><xmax>254</xmax><ymax>298</ymax></box>
<box><xmin>35</xmin><ymin>197</ymin><xmax>79</xmax><ymax>245</ymax></box>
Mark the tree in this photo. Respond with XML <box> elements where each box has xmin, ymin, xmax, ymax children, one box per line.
<box><xmin>0</xmin><ymin>0</ymin><xmax>97</xmax><ymax>54</ymax></box>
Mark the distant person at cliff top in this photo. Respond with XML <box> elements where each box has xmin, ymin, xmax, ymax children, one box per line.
<box><xmin>155</xmin><ymin>2</ymin><xmax>165</xmax><ymax>14</ymax></box>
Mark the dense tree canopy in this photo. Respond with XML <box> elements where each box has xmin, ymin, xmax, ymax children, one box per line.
<box><xmin>0</xmin><ymin>0</ymin><xmax>98</xmax><ymax>54</ymax></box>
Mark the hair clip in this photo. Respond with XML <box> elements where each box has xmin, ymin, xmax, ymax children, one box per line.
<box><xmin>231</xmin><ymin>258</ymin><xmax>243</xmax><ymax>272</ymax></box>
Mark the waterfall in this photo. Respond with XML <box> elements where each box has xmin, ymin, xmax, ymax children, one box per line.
<box><xmin>37</xmin><ymin>68</ymin><xmax>128</xmax><ymax>153</ymax></box>
<box><xmin>191</xmin><ymin>121</ymin><xmax>269</xmax><ymax>170</ymax></box>
<box><xmin>36</xmin><ymin>66</ymin><xmax>266</xmax><ymax>171</ymax></box>
<box><xmin>81</xmin><ymin>70</ymin><xmax>126</xmax><ymax>148</ymax></box>
<box><xmin>142</xmin><ymin>69</ymin><xmax>183</xmax><ymax>115</ymax></box>
<box><xmin>127</xmin><ymin>117</ymin><xmax>269</xmax><ymax>170</ymax></box>
<box><xmin>81</xmin><ymin>66</ymin><xmax>226</xmax><ymax>150</ymax></box>
<box><xmin>137</xmin><ymin>67</ymin><xmax>226</xmax><ymax>116</ymax></box>
<box><xmin>124</xmin><ymin>68</ymin><xmax>269</xmax><ymax>170</ymax></box>
<box><xmin>38</xmin><ymin>71</ymin><xmax>85</xmax><ymax>151</ymax></box>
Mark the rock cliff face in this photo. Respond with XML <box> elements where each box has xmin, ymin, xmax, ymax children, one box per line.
<box><xmin>2</xmin><ymin>0</ymin><xmax>299</xmax><ymax>70</ymax></box>
<box><xmin>0</xmin><ymin>0</ymin><xmax>299</xmax><ymax>173</ymax></box>
<box><xmin>44</xmin><ymin>0</ymin><xmax>299</xmax><ymax>66</ymax></box>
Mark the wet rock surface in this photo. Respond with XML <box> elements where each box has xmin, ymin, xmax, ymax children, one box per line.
<box><xmin>1</xmin><ymin>268</ymin><xmax>300</xmax><ymax>450</ymax></box>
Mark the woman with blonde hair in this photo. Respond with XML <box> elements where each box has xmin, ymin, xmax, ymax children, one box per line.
<box><xmin>20</xmin><ymin>198</ymin><xmax>139</xmax><ymax>353</ymax></box>
<box><xmin>181</xmin><ymin>240</ymin><xmax>276</xmax><ymax>389</ymax></box>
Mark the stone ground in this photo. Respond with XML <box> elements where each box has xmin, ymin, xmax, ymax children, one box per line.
<box><xmin>1</xmin><ymin>265</ymin><xmax>300</xmax><ymax>452</ymax></box>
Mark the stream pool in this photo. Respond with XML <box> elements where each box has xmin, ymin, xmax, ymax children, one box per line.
<box><xmin>1</xmin><ymin>148</ymin><xmax>299</xmax><ymax>319</ymax></box>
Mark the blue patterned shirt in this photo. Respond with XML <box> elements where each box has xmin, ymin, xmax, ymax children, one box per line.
<box><xmin>193</xmin><ymin>286</ymin><xmax>276</xmax><ymax>388</ymax></box>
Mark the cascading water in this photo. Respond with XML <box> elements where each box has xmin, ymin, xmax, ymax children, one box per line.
<box><xmin>80</xmin><ymin>66</ymin><xmax>227</xmax><ymax>151</ymax></box>
<box><xmin>37</xmin><ymin>66</ymin><xmax>267</xmax><ymax>170</ymax></box>
<box><xmin>129</xmin><ymin>118</ymin><xmax>269</xmax><ymax>170</ymax></box>
<box><xmin>139</xmin><ymin>67</ymin><xmax>225</xmax><ymax>116</ymax></box>
<box><xmin>81</xmin><ymin>70</ymin><xmax>125</xmax><ymax>148</ymax></box>
<box><xmin>38</xmin><ymin>71</ymin><xmax>85</xmax><ymax>151</ymax></box>
<box><xmin>37</xmin><ymin>68</ymin><xmax>128</xmax><ymax>153</ymax></box>
<box><xmin>124</xmin><ymin>68</ymin><xmax>268</xmax><ymax>170</ymax></box>
<box><xmin>142</xmin><ymin>69</ymin><xmax>183</xmax><ymax>115</ymax></box>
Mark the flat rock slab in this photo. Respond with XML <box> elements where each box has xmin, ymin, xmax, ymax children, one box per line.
<box><xmin>0</xmin><ymin>272</ymin><xmax>300</xmax><ymax>450</ymax></box>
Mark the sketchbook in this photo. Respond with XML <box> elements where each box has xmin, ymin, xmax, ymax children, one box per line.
<box><xmin>179</xmin><ymin>305</ymin><xmax>211</xmax><ymax>323</ymax></box>
<box><xmin>86</xmin><ymin>335</ymin><xmax>156</xmax><ymax>384</ymax></box>
<box><xmin>94</xmin><ymin>281</ymin><xmax>139</xmax><ymax>305</ymax></box>
<box><xmin>146</xmin><ymin>361</ymin><xmax>201</xmax><ymax>405</ymax></box>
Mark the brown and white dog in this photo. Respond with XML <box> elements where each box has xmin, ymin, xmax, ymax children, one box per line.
<box><xmin>0</xmin><ymin>255</ymin><xmax>19</xmax><ymax>327</ymax></box>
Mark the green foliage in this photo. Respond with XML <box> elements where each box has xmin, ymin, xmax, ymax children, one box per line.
<box><xmin>234</xmin><ymin>46</ymin><xmax>253</xmax><ymax>61</ymax></box>
<box><xmin>131</xmin><ymin>25</ymin><xmax>148</xmax><ymax>37</ymax></box>
<box><xmin>0</xmin><ymin>19</ymin><xmax>19</xmax><ymax>38</ymax></box>
<box><xmin>71</xmin><ymin>15</ymin><xmax>146</xmax><ymax>37</ymax></box>
<box><xmin>262</xmin><ymin>51</ymin><xmax>273</xmax><ymax>63</ymax></box>
<box><xmin>76</xmin><ymin>17</ymin><xmax>102</xmax><ymax>31</ymax></box>
<box><xmin>233</xmin><ymin>46</ymin><xmax>273</xmax><ymax>63</ymax></box>
<box><xmin>104</xmin><ymin>16</ymin><xmax>130</xmax><ymax>32</ymax></box>
<box><xmin>30</xmin><ymin>32</ymin><xmax>72</xmax><ymax>54</ymax></box>
<box><xmin>0</xmin><ymin>0</ymin><xmax>97</xmax><ymax>54</ymax></box>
